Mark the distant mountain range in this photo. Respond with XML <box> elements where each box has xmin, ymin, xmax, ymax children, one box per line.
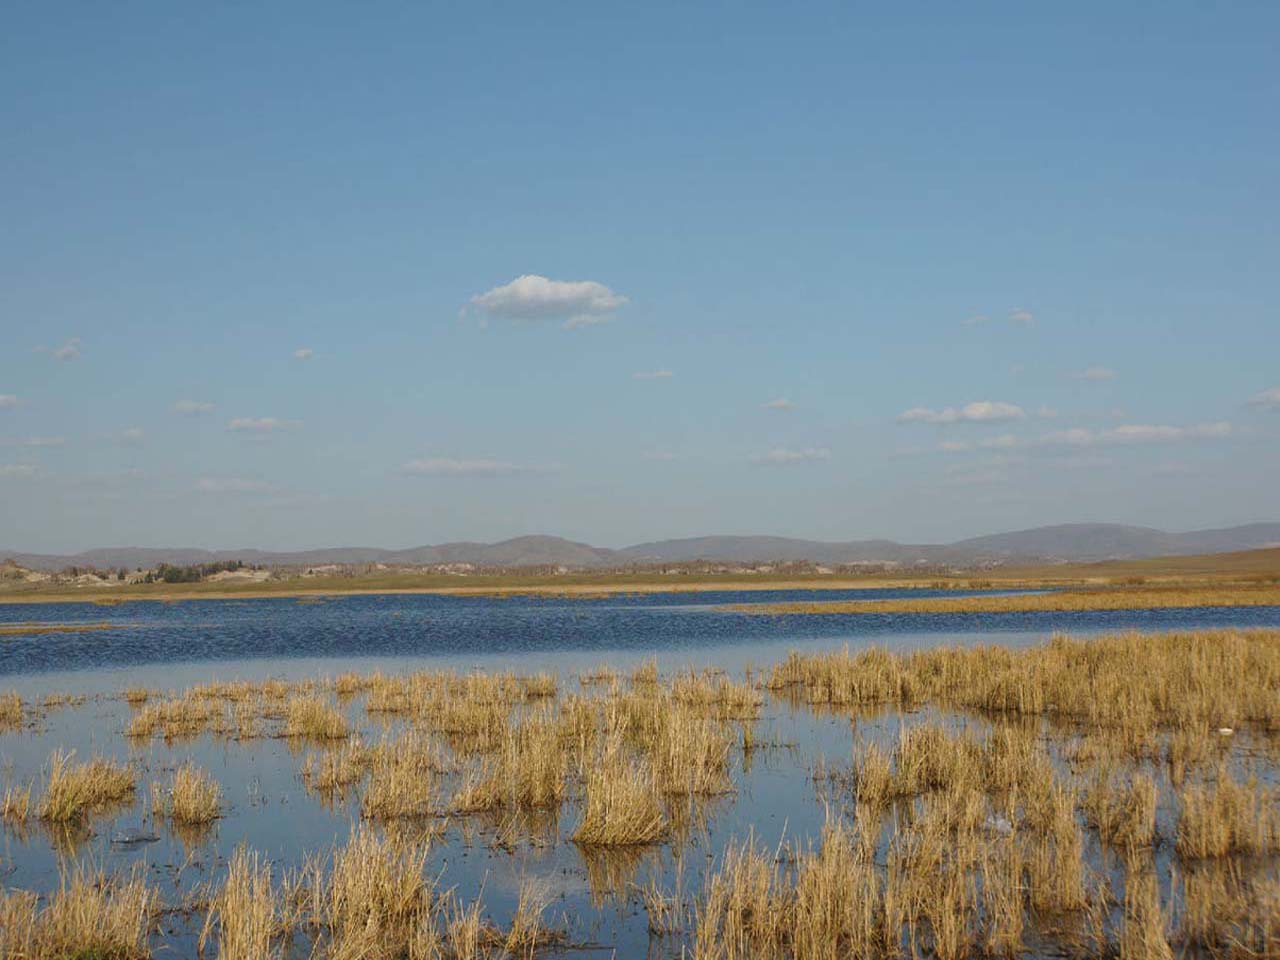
<box><xmin>7</xmin><ymin>522</ymin><xmax>1280</xmax><ymax>572</ymax></box>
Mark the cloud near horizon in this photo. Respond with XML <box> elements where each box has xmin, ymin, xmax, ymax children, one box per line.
<box><xmin>195</xmin><ymin>477</ymin><xmax>274</xmax><ymax>494</ymax></box>
<box><xmin>402</xmin><ymin>457</ymin><xmax>548</xmax><ymax>477</ymax></box>
<box><xmin>174</xmin><ymin>400</ymin><xmax>215</xmax><ymax>415</ymax></box>
<box><xmin>1248</xmin><ymin>386</ymin><xmax>1280</xmax><ymax>410</ymax></box>
<box><xmin>293</xmin><ymin>347</ymin><xmax>314</xmax><ymax>361</ymax></box>
<box><xmin>633</xmin><ymin>369</ymin><xmax>673</xmax><ymax>380</ymax></box>
<box><xmin>52</xmin><ymin>337</ymin><xmax>82</xmax><ymax>361</ymax></box>
<box><xmin>763</xmin><ymin>397</ymin><xmax>795</xmax><ymax>410</ymax></box>
<box><xmin>0</xmin><ymin>464</ymin><xmax>38</xmax><ymax>478</ymax></box>
<box><xmin>468</xmin><ymin>274</ymin><xmax>628</xmax><ymax>329</ymax></box>
<box><xmin>1073</xmin><ymin>365</ymin><xmax>1117</xmax><ymax>382</ymax></box>
<box><xmin>751</xmin><ymin>447</ymin><xmax>831</xmax><ymax>465</ymax></box>
<box><xmin>898</xmin><ymin>401</ymin><xmax>1027</xmax><ymax>424</ymax></box>
<box><xmin>228</xmin><ymin>417</ymin><xmax>295</xmax><ymax>433</ymax></box>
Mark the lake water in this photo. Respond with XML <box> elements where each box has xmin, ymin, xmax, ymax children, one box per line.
<box><xmin>2</xmin><ymin>590</ymin><xmax>1278</xmax><ymax>957</ymax></box>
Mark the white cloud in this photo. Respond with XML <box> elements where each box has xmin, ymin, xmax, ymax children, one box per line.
<box><xmin>195</xmin><ymin>477</ymin><xmax>273</xmax><ymax>494</ymax></box>
<box><xmin>52</xmin><ymin>337</ymin><xmax>83</xmax><ymax>361</ymax></box>
<box><xmin>118</xmin><ymin>427</ymin><xmax>145</xmax><ymax>445</ymax></box>
<box><xmin>401</xmin><ymin>457</ymin><xmax>544</xmax><ymax>477</ymax></box>
<box><xmin>293</xmin><ymin>347</ymin><xmax>314</xmax><ymax>361</ymax></box>
<box><xmin>1009</xmin><ymin>308</ymin><xmax>1034</xmax><ymax>325</ymax></box>
<box><xmin>0</xmin><ymin>395</ymin><xmax>19</xmax><ymax>410</ymax></box>
<box><xmin>174</xmin><ymin>400</ymin><xmax>215</xmax><ymax>416</ymax></box>
<box><xmin>961</xmin><ymin>314</ymin><xmax>990</xmax><ymax>327</ymax></box>
<box><xmin>939</xmin><ymin>440</ymin><xmax>971</xmax><ymax>453</ymax></box>
<box><xmin>897</xmin><ymin>401</ymin><xmax>1027</xmax><ymax>424</ymax></box>
<box><xmin>1073</xmin><ymin>365</ymin><xmax>1117</xmax><ymax>382</ymax></box>
<box><xmin>750</xmin><ymin>447</ymin><xmax>831</xmax><ymax>465</ymax></box>
<box><xmin>228</xmin><ymin>417</ymin><xmax>294</xmax><ymax>433</ymax></box>
<box><xmin>1036</xmin><ymin>405</ymin><xmax>1058</xmax><ymax>419</ymax></box>
<box><xmin>468</xmin><ymin>274</ymin><xmax>628</xmax><ymax>329</ymax></box>
<box><xmin>22</xmin><ymin>436</ymin><xmax>65</xmax><ymax>448</ymax></box>
<box><xmin>633</xmin><ymin>369</ymin><xmax>673</xmax><ymax>380</ymax></box>
<box><xmin>1248</xmin><ymin>386</ymin><xmax>1280</xmax><ymax>410</ymax></box>
<box><xmin>762</xmin><ymin>397</ymin><xmax>795</xmax><ymax>410</ymax></box>
<box><xmin>0</xmin><ymin>464</ymin><xmax>37</xmax><ymax>478</ymax></box>
<box><xmin>1041</xmin><ymin>421</ymin><xmax>1232</xmax><ymax>448</ymax></box>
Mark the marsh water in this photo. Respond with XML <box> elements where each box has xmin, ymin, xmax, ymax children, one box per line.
<box><xmin>2</xmin><ymin>589</ymin><xmax>1279</xmax><ymax>957</ymax></box>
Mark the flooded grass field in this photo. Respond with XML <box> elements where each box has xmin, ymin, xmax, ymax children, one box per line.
<box><xmin>2</xmin><ymin>592</ymin><xmax>1279</xmax><ymax>958</ymax></box>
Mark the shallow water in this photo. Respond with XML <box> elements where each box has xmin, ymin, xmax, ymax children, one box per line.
<box><xmin>2</xmin><ymin>592</ymin><xmax>1278</xmax><ymax>957</ymax></box>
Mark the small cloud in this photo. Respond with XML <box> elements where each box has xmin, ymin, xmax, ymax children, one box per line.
<box><xmin>293</xmin><ymin>347</ymin><xmax>314</xmax><ymax>361</ymax></box>
<box><xmin>642</xmin><ymin>450</ymin><xmax>677</xmax><ymax>462</ymax></box>
<box><xmin>762</xmin><ymin>397</ymin><xmax>795</xmax><ymax>411</ymax></box>
<box><xmin>897</xmin><ymin>401</ymin><xmax>1027</xmax><ymax>424</ymax></box>
<box><xmin>0</xmin><ymin>464</ymin><xmax>37</xmax><ymax>478</ymax></box>
<box><xmin>52</xmin><ymin>337</ymin><xmax>83</xmax><ymax>361</ymax></box>
<box><xmin>1009</xmin><ymin>308</ymin><xmax>1034</xmax><ymax>325</ymax></box>
<box><xmin>195</xmin><ymin>477</ymin><xmax>273</xmax><ymax>494</ymax></box>
<box><xmin>117</xmin><ymin>427</ymin><xmax>145</xmax><ymax>445</ymax></box>
<box><xmin>750</xmin><ymin>447</ymin><xmax>831</xmax><ymax>466</ymax></box>
<box><xmin>939</xmin><ymin>440</ymin><xmax>972</xmax><ymax>453</ymax></box>
<box><xmin>0</xmin><ymin>394</ymin><xmax>19</xmax><ymax>410</ymax></box>
<box><xmin>22</xmin><ymin>436</ymin><xmax>65</xmax><ymax>448</ymax></box>
<box><xmin>1040</xmin><ymin>421</ymin><xmax>1232</xmax><ymax>448</ymax></box>
<box><xmin>401</xmin><ymin>457</ymin><xmax>545</xmax><ymax>477</ymax></box>
<box><xmin>228</xmin><ymin>417</ymin><xmax>294</xmax><ymax>433</ymax></box>
<box><xmin>1036</xmin><ymin>405</ymin><xmax>1059</xmax><ymax>419</ymax></box>
<box><xmin>174</xmin><ymin>400</ymin><xmax>215</xmax><ymax>416</ymax></box>
<box><xmin>961</xmin><ymin>314</ymin><xmax>990</xmax><ymax>327</ymax></box>
<box><xmin>467</xmin><ymin>274</ymin><xmax>628</xmax><ymax>329</ymax></box>
<box><xmin>1073</xmin><ymin>365</ymin><xmax>1117</xmax><ymax>382</ymax></box>
<box><xmin>633</xmin><ymin>369</ymin><xmax>673</xmax><ymax>380</ymax></box>
<box><xmin>1248</xmin><ymin>386</ymin><xmax>1280</xmax><ymax>410</ymax></box>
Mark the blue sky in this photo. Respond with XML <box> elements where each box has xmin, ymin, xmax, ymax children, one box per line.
<box><xmin>2</xmin><ymin>2</ymin><xmax>1278</xmax><ymax>552</ymax></box>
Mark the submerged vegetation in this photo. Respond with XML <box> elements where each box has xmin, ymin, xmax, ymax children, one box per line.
<box><xmin>1</xmin><ymin>627</ymin><xmax>1278</xmax><ymax>957</ymax></box>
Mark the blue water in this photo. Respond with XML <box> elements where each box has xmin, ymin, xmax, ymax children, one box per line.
<box><xmin>3</xmin><ymin>588</ymin><xmax>1279</xmax><ymax>677</ymax></box>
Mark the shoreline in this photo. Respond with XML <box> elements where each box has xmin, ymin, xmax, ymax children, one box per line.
<box><xmin>0</xmin><ymin>577</ymin><xmax>998</xmax><ymax>605</ymax></box>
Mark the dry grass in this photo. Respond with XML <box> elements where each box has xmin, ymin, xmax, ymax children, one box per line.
<box><xmin>201</xmin><ymin>845</ymin><xmax>279</xmax><ymax>960</ymax></box>
<box><xmin>2</xmin><ymin>779</ymin><xmax>33</xmax><ymax>822</ymax></box>
<box><xmin>37</xmin><ymin>749</ymin><xmax>135</xmax><ymax>823</ymax></box>
<box><xmin>305</xmin><ymin>825</ymin><xmax>433</xmax><ymax>959</ymax></box>
<box><xmin>151</xmin><ymin>761</ymin><xmax>222</xmax><ymax>824</ymax></box>
<box><xmin>361</xmin><ymin>734</ymin><xmax>442</xmax><ymax>820</ymax></box>
<box><xmin>0</xmin><ymin>690</ymin><xmax>23</xmax><ymax>729</ymax></box>
<box><xmin>1</xmin><ymin>864</ymin><xmax>157</xmax><ymax>959</ymax></box>
<box><xmin>1084</xmin><ymin>770</ymin><xmax>1158</xmax><ymax>848</ymax></box>
<box><xmin>283</xmin><ymin>693</ymin><xmax>350</xmax><ymax>740</ymax></box>
<box><xmin>572</xmin><ymin>743</ymin><xmax>666</xmax><ymax>846</ymax></box>
<box><xmin>1177</xmin><ymin>766</ymin><xmax>1280</xmax><ymax>858</ymax></box>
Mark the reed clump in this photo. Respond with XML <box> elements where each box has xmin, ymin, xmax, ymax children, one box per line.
<box><xmin>304</xmin><ymin>825</ymin><xmax>434</xmax><ymax>959</ymax></box>
<box><xmin>2</xmin><ymin>779</ymin><xmax>33</xmax><ymax>822</ymax></box>
<box><xmin>201</xmin><ymin>845</ymin><xmax>279</xmax><ymax>960</ymax></box>
<box><xmin>37</xmin><ymin>749</ymin><xmax>136</xmax><ymax>823</ymax></box>
<box><xmin>4</xmin><ymin>864</ymin><xmax>157</xmax><ymax>959</ymax></box>
<box><xmin>283</xmin><ymin>694</ymin><xmax>350</xmax><ymax>740</ymax></box>
<box><xmin>572</xmin><ymin>744</ymin><xmax>666</xmax><ymax>846</ymax></box>
<box><xmin>0</xmin><ymin>690</ymin><xmax>23</xmax><ymax>729</ymax></box>
<box><xmin>1177</xmin><ymin>766</ymin><xmax>1280</xmax><ymax>858</ymax></box>
<box><xmin>151</xmin><ymin>761</ymin><xmax>222</xmax><ymax>824</ymax></box>
<box><xmin>1084</xmin><ymin>770</ymin><xmax>1158</xmax><ymax>848</ymax></box>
